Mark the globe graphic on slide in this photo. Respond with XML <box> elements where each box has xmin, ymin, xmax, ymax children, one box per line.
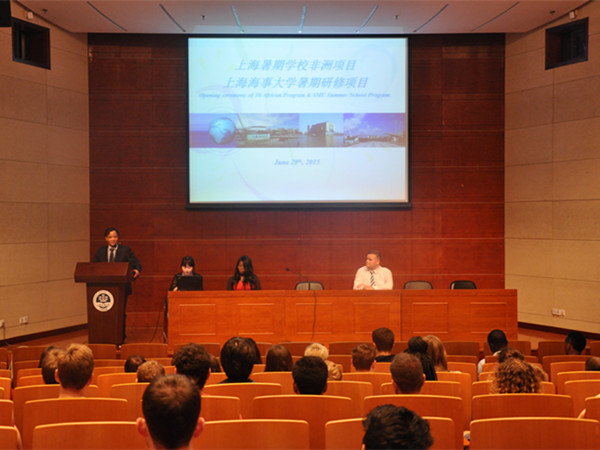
<box><xmin>208</xmin><ymin>117</ymin><xmax>236</xmax><ymax>145</ymax></box>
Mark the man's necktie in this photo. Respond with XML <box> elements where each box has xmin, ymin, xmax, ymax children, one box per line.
<box><xmin>109</xmin><ymin>247</ymin><xmax>115</xmax><ymax>262</ymax></box>
<box><xmin>370</xmin><ymin>270</ymin><xmax>375</xmax><ymax>287</ymax></box>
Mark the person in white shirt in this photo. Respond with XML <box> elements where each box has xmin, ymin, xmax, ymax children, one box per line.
<box><xmin>353</xmin><ymin>250</ymin><xmax>393</xmax><ymax>290</ymax></box>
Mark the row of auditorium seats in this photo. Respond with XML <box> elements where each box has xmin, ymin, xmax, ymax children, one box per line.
<box><xmin>4</xmin><ymin>368</ymin><xmax>600</xmax><ymax>429</ymax></box>
<box><xmin>2</xmin><ymin>416</ymin><xmax>600</xmax><ymax>450</ymax></box>
<box><xmin>2</xmin><ymin>352</ymin><xmax>600</xmax><ymax>449</ymax></box>
<box><xmin>4</xmin><ymin>391</ymin><xmax>600</xmax><ymax>449</ymax></box>
<box><xmin>3</xmin><ymin>338</ymin><xmax>600</xmax><ymax>370</ymax></box>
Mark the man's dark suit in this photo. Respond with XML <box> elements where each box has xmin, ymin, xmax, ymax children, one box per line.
<box><xmin>92</xmin><ymin>244</ymin><xmax>142</xmax><ymax>271</ymax></box>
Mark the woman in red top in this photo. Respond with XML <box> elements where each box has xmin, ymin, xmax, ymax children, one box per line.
<box><xmin>226</xmin><ymin>255</ymin><xmax>261</xmax><ymax>290</ymax></box>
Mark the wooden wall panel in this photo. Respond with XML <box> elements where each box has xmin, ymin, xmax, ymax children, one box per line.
<box><xmin>88</xmin><ymin>34</ymin><xmax>505</xmax><ymax>341</ymax></box>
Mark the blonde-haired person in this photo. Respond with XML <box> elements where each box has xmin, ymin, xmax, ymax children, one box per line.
<box><xmin>137</xmin><ymin>360</ymin><xmax>165</xmax><ymax>383</ymax></box>
<box><xmin>304</xmin><ymin>343</ymin><xmax>342</xmax><ymax>380</ymax></box>
<box><xmin>491</xmin><ymin>358</ymin><xmax>541</xmax><ymax>394</ymax></box>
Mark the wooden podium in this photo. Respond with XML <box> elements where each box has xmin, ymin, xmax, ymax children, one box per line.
<box><xmin>74</xmin><ymin>262</ymin><xmax>133</xmax><ymax>344</ymax></box>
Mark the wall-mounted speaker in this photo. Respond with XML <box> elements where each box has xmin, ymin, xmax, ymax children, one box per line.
<box><xmin>0</xmin><ymin>1</ymin><xmax>11</xmax><ymax>28</ymax></box>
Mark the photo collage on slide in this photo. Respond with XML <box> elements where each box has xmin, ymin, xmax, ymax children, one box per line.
<box><xmin>190</xmin><ymin>113</ymin><xmax>407</xmax><ymax>149</ymax></box>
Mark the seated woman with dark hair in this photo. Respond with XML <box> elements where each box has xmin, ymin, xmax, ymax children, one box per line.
<box><xmin>406</xmin><ymin>336</ymin><xmax>437</xmax><ymax>381</ymax></box>
<box><xmin>226</xmin><ymin>255</ymin><xmax>261</xmax><ymax>290</ymax></box>
<box><xmin>265</xmin><ymin>344</ymin><xmax>293</xmax><ymax>372</ymax></box>
<box><xmin>169</xmin><ymin>255</ymin><xmax>203</xmax><ymax>291</ymax></box>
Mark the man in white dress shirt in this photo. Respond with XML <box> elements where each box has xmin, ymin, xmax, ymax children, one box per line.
<box><xmin>353</xmin><ymin>250</ymin><xmax>393</xmax><ymax>290</ymax></box>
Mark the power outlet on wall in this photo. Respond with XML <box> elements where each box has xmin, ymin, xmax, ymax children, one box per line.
<box><xmin>19</xmin><ymin>315</ymin><xmax>28</xmax><ymax>325</ymax></box>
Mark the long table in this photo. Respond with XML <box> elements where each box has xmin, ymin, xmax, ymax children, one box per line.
<box><xmin>168</xmin><ymin>289</ymin><xmax>517</xmax><ymax>350</ymax></box>
<box><xmin>167</xmin><ymin>289</ymin><xmax>517</xmax><ymax>352</ymax></box>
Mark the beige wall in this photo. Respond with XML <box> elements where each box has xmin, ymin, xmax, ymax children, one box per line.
<box><xmin>0</xmin><ymin>2</ymin><xmax>89</xmax><ymax>339</ymax></box>
<box><xmin>506</xmin><ymin>2</ymin><xmax>600</xmax><ymax>333</ymax></box>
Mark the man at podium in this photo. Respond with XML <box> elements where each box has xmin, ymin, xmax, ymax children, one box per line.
<box><xmin>92</xmin><ymin>227</ymin><xmax>142</xmax><ymax>342</ymax></box>
<box><xmin>92</xmin><ymin>227</ymin><xmax>142</xmax><ymax>277</ymax></box>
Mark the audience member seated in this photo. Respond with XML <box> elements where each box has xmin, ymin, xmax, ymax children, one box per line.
<box><xmin>352</xmin><ymin>344</ymin><xmax>377</xmax><ymax>372</ymax></box>
<box><xmin>491</xmin><ymin>358</ymin><xmax>541</xmax><ymax>393</ymax></box>
<box><xmin>220</xmin><ymin>337</ymin><xmax>256</xmax><ymax>383</ymax></box>
<box><xmin>497</xmin><ymin>347</ymin><xmax>525</xmax><ymax>363</ymax></box>
<box><xmin>362</xmin><ymin>404</ymin><xmax>433</xmax><ymax>450</ymax></box>
<box><xmin>209</xmin><ymin>354</ymin><xmax>221</xmax><ymax>373</ymax></box>
<box><xmin>478</xmin><ymin>329</ymin><xmax>508</xmax><ymax>375</ymax></box>
<box><xmin>565</xmin><ymin>331</ymin><xmax>587</xmax><ymax>355</ymax></box>
<box><xmin>245</xmin><ymin>337</ymin><xmax>263</xmax><ymax>364</ymax></box>
<box><xmin>423</xmin><ymin>335</ymin><xmax>448</xmax><ymax>373</ymax></box>
<box><xmin>586</xmin><ymin>356</ymin><xmax>600</xmax><ymax>371</ymax></box>
<box><xmin>137</xmin><ymin>374</ymin><xmax>204</xmax><ymax>450</ymax></box>
<box><xmin>390</xmin><ymin>353</ymin><xmax>425</xmax><ymax>394</ymax></box>
<box><xmin>137</xmin><ymin>360</ymin><xmax>165</xmax><ymax>383</ymax></box>
<box><xmin>38</xmin><ymin>345</ymin><xmax>59</xmax><ymax>367</ymax></box>
<box><xmin>56</xmin><ymin>343</ymin><xmax>94</xmax><ymax>398</ymax></box>
<box><xmin>171</xmin><ymin>343</ymin><xmax>212</xmax><ymax>390</ymax></box>
<box><xmin>405</xmin><ymin>337</ymin><xmax>437</xmax><ymax>381</ymax></box>
<box><xmin>125</xmin><ymin>355</ymin><xmax>146</xmax><ymax>373</ymax></box>
<box><xmin>292</xmin><ymin>356</ymin><xmax>328</xmax><ymax>395</ymax></box>
<box><xmin>372</xmin><ymin>327</ymin><xmax>396</xmax><ymax>363</ymax></box>
<box><xmin>304</xmin><ymin>343</ymin><xmax>342</xmax><ymax>381</ymax></box>
<box><xmin>40</xmin><ymin>346</ymin><xmax>65</xmax><ymax>384</ymax></box>
<box><xmin>265</xmin><ymin>344</ymin><xmax>293</xmax><ymax>372</ymax></box>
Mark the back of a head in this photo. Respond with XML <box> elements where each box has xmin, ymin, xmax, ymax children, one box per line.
<box><xmin>171</xmin><ymin>343</ymin><xmax>212</xmax><ymax>390</ymax></box>
<box><xmin>491</xmin><ymin>358</ymin><xmax>541</xmax><ymax>393</ymax></box>
<box><xmin>137</xmin><ymin>360</ymin><xmax>166</xmax><ymax>383</ymax></box>
<box><xmin>390</xmin><ymin>353</ymin><xmax>424</xmax><ymax>394</ymax></box>
<box><xmin>586</xmin><ymin>356</ymin><xmax>600</xmax><ymax>371</ymax></box>
<box><xmin>142</xmin><ymin>374</ymin><xmax>201</xmax><ymax>449</ymax></box>
<box><xmin>487</xmin><ymin>329</ymin><xmax>508</xmax><ymax>353</ymax></box>
<box><xmin>265</xmin><ymin>344</ymin><xmax>293</xmax><ymax>372</ymax></box>
<box><xmin>372</xmin><ymin>328</ymin><xmax>395</xmax><ymax>352</ymax></box>
<box><xmin>220</xmin><ymin>337</ymin><xmax>256</xmax><ymax>382</ymax></box>
<box><xmin>209</xmin><ymin>354</ymin><xmax>222</xmax><ymax>373</ymax></box>
<box><xmin>244</xmin><ymin>337</ymin><xmax>263</xmax><ymax>364</ymax></box>
<box><xmin>407</xmin><ymin>337</ymin><xmax>428</xmax><ymax>355</ymax></box>
<box><xmin>38</xmin><ymin>345</ymin><xmax>58</xmax><ymax>368</ymax></box>
<box><xmin>405</xmin><ymin>337</ymin><xmax>437</xmax><ymax>381</ymax></box>
<box><xmin>57</xmin><ymin>344</ymin><xmax>94</xmax><ymax>390</ymax></box>
<box><xmin>422</xmin><ymin>335</ymin><xmax>447</xmax><ymax>371</ymax></box>
<box><xmin>497</xmin><ymin>347</ymin><xmax>524</xmax><ymax>364</ymax></box>
<box><xmin>125</xmin><ymin>355</ymin><xmax>146</xmax><ymax>373</ymax></box>
<box><xmin>41</xmin><ymin>347</ymin><xmax>65</xmax><ymax>384</ymax></box>
<box><xmin>352</xmin><ymin>344</ymin><xmax>376</xmax><ymax>371</ymax></box>
<box><xmin>292</xmin><ymin>356</ymin><xmax>328</xmax><ymax>395</ymax></box>
<box><xmin>304</xmin><ymin>343</ymin><xmax>329</xmax><ymax>360</ymax></box>
<box><xmin>363</xmin><ymin>404</ymin><xmax>433</xmax><ymax>450</ymax></box>
<box><xmin>565</xmin><ymin>331</ymin><xmax>586</xmax><ymax>354</ymax></box>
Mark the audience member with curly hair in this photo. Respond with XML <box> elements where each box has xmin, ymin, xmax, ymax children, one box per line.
<box><xmin>491</xmin><ymin>358</ymin><xmax>541</xmax><ymax>393</ymax></box>
<box><xmin>497</xmin><ymin>346</ymin><xmax>525</xmax><ymax>363</ymax></box>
